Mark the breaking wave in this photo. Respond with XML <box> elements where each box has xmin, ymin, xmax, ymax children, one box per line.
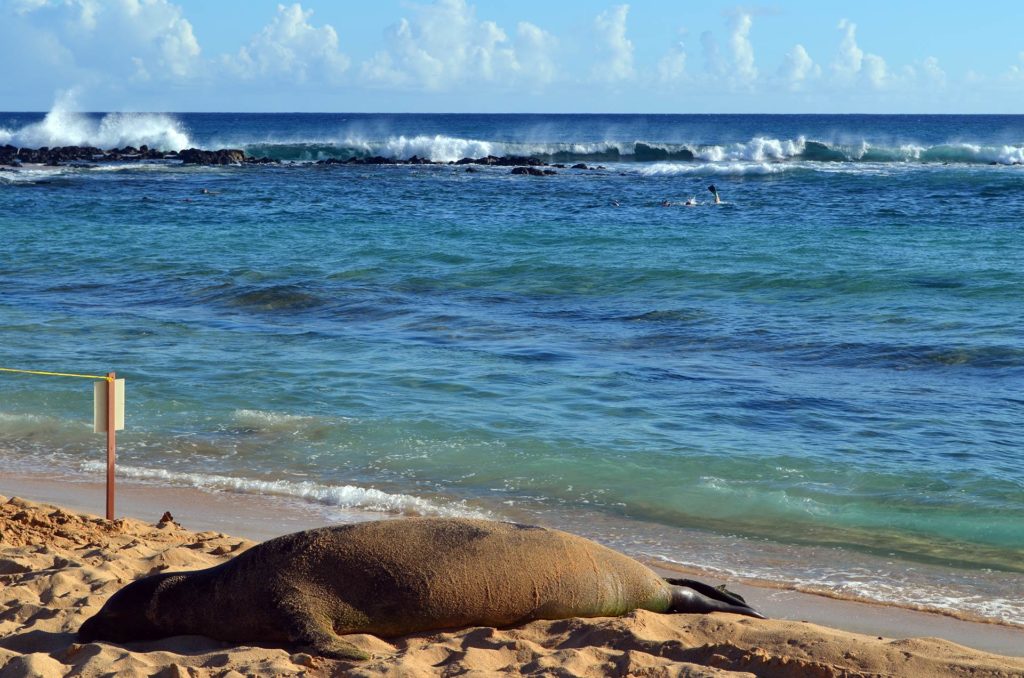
<box><xmin>3</xmin><ymin>101</ymin><xmax>1022</xmax><ymax>167</ymax></box>
<box><xmin>232</xmin><ymin>134</ymin><xmax>1024</xmax><ymax>166</ymax></box>
<box><xmin>81</xmin><ymin>461</ymin><xmax>492</xmax><ymax>519</ymax></box>
<box><xmin>639</xmin><ymin>162</ymin><xmax>792</xmax><ymax>177</ymax></box>
<box><xmin>0</xmin><ymin>95</ymin><xmax>191</xmax><ymax>151</ymax></box>
<box><xmin>234</xmin><ymin>136</ymin><xmax>699</xmax><ymax>163</ymax></box>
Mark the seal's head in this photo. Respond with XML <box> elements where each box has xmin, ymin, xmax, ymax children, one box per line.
<box><xmin>78</xmin><ymin>573</ymin><xmax>176</xmax><ymax>643</ymax></box>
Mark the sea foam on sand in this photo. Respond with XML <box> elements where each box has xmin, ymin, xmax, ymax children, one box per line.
<box><xmin>1</xmin><ymin>495</ymin><xmax>1022</xmax><ymax>677</ymax></box>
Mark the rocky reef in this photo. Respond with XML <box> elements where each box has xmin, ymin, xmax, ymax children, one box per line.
<box><xmin>1</xmin><ymin>145</ymin><xmax>605</xmax><ymax>174</ymax></box>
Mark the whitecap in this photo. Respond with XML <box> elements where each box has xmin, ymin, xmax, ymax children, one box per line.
<box><xmin>80</xmin><ymin>462</ymin><xmax>492</xmax><ymax>519</ymax></box>
<box><xmin>4</xmin><ymin>94</ymin><xmax>191</xmax><ymax>151</ymax></box>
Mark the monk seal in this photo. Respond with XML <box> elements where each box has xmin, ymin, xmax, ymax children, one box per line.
<box><xmin>78</xmin><ymin>518</ymin><xmax>763</xmax><ymax>660</ymax></box>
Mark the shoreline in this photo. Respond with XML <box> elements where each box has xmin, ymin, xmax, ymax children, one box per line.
<box><xmin>1</xmin><ymin>471</ymin><xmax>1020</xmax><ymax>658</ymax></box>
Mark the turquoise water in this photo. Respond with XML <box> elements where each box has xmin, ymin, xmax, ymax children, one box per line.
<box><xmin>1</xmin><ymin>111</ymin><xmax>1022</xmax><ymax>624</ymax></box>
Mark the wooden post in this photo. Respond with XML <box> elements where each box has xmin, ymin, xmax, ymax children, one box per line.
<box><xmin>106</xmin><ymin>372</ymin><xmax>116</xmax><ymax>521</ymax></box>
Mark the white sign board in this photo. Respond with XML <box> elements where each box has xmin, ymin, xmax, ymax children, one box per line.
<box><xmin>93</xmin><ymin>378</ymin><xmax>125</xmax><ymax>432</ymax></box>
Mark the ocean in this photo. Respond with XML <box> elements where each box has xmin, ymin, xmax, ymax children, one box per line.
<box><xmin>1</xmin><ymin>109</ymin><xmax>1022</xmax><ymax>626</ymax></box>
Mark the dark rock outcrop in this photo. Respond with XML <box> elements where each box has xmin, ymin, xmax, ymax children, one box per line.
<box><xmin>511</xmin><ymin>166</ymin><xmax>554</xmax><ymax>176</ymax></box>
<box><xmin>2</xmin><ymin>144</ymin><xmax>176</xmax><ymax>165</ymax></box>
<box><xmin>178</xmin><ymin>148</ymin><xmax>246</xmax><ymax>165</ymax></box>
<box><xmin>2</xmin><ymin>145</ymin><xmax>569</xmax><ymax>172</ymax></box>
<box><xmin>459</xmin><ymin>155</ymin><xmax>545</xmax><ymax>166</ymax></box>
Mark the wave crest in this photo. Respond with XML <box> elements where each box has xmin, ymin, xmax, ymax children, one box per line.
<box><xmin>80</xmin><ymin>462</ymin><xmax>493</xmax><ymax>519</ymax></box>
<box><xmin>231</xmin><ymin>134</ymin><xmax>1024</xmax><ymax>167</ymax></box>
<box><xmin>4</xmin><ymin>103</ymin><xmax>1023</xmax><ymax>167</ymax></box>
<box><xmin>0</xmin><ymin>98</ymin><xmax>191</xmax><ymax>151</ymax></box>
<box><xmin>640</xmin><ymin>162</ymin><xmax>791</xmax><ymax>177</ymax></box>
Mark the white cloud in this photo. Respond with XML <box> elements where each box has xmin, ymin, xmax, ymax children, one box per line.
<box><xmin>81</xmin><ymin>0</ymin><xmax>200</xmax><ymax>78</ymax></box>
<box><xmin>360</xmin><ymin>46</ymin><xmax>407</xmax><ymax>87</ymax></box>
<box><xmin>729</xmin><ymin>12</ymin><xmax>756</xmax><ymax>85</ymax></box>
<box><xmin>359</xmin><ymin>0</ymin><xmax>554</xmax><ymax>90</ymax></box>
<box><xmin>780</xmin><ymin>44</ymin><xmax>819</xmax><ymax>90</ymax></box>
<box><xmin>831</xmin><ymin>18</ymin><xmax>887</xmax><ymax>89</ymax></box>
<box><xmin>132</xmin><ymin>55</ymin><xmax>150</xmax><ymax>81</ymax></box>
<box><xmin>2</xmin><ymin>2</ymin><xmax>1019</xmax><ymax>113</ymax></box>
<box><xmin>3</xmin><ymin>0</ymin><xmax>201</xmax><ymax>83</ymax></box>
<box><xmin>0</xmin><ymin>8</ymin><xmax>77</xmax><ymax>79</ymax></box>
<box><xmin>592</xmin><ymin>4</ymin><xmax>634</xmax><ymax>82</ymax></box>
<box><xmin>832</xmin><ymin>18</ymin><xmax>863</xmax><ymax>80</ymax></box>
<box><xmin>919</xmin><ymin>56</ymin><xmax>946</xmax><ymax>87</ymax></box>
<box><xmin>473</xmin><ymin>20</ymin><xmax>514</xmax><ymax>81</ymax></box>
<box><xmin>1005</xmin><ymin>52</ymin><xmax>1024</xmax><ymax>81</ymax></box>
<box><xmin>153</xmin><ymin>12</ymin><xmax>201</xmax><ymax>77</ymax></box>
<box><xmin>862</xmin><ymin>53</ymin><xmax>887</xmax><ymax>88</ymax></box>
<box><xmin>658</xmin><ymin>41</ymin><xmax>687</xmax><ymax>84</ymax></box>
<box><xmin>71</xmin><ymin>0</ymin><xmax>99</xmax><ymax>31</ymax></box>
<box><xmin>225</xmin><ymin>4</ymin><xmax>349</xmax><ymax>83</ymax></box>
<box><xmin>516</xmin><ymin>21</ymin><xmax>557</xmax><ymax>86</ymax></box>
<box><xmin>9</xmin><ymin>0</ymin><xmax>51</xmax><ymax>13</ymax></box>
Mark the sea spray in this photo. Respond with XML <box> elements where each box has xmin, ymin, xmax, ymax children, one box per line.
<box><xmin>194</xmin><ymin>135</ymin><xmax>1024</xmax><ymax>165</ymax></box>
<box><xmin>0</xmin><ymin>94</ymin><xmax>191</xmax><ymax>150</ymax></box>
<box><xmin>5</xmin><ymin>104</ymin><xmax>1024</xmax><ymax>164</ymax></box>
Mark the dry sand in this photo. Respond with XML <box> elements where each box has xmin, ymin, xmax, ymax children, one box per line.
<box><xmin>1</xmin><ymin>494</ymin><xmax>1022</xmax><ymax>677</ymax></box>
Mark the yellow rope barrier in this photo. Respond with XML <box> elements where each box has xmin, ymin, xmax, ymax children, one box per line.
<box><xmin>2</xmin><ymin>365</ymin><xmax>121</xmax><ymax>519</ymax></box>
<box><xmin>0</xmin><ymin>367</ymin><xmax>112</xmax><ymax>381</ymax></box>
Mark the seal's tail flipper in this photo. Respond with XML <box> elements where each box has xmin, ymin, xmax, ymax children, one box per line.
<box><xmin>664</xmin><ymin>577</ymin><xmax>766</xmax><ymax>619</ymax></box>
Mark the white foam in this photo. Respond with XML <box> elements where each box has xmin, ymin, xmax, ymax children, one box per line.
<box><xmin>995</xmin><ymin>144</ymin><xmax>1024</xmax><ymax>164</ymax></box>
<box><xmin>233</xmin><ymin>408</ymin><xmax>320</xmax><ymax>426</ymax></box>
<box><xmin>832</xmin><ymin>579</ymin><xmax>1021</xmax><ymax>625</ymax></box>
<box><xmin>0</xmin><ymin>168</ymin><xmax>64</xmax><ymax>184</ymax></box>
<box><xmin>334</xmin><ymin>135</ymin><xmax>635</xmax><ymax>162</ymax></box>
<box><xmin>206</xmin><ymin>130</ymin><xmax>1024</xmax><ymax>166</ymax></box>
<box><xmin>654</xmin><ymin>549</ymin><xmax>1024</xmax><ymax>626</ymax></box>
<box><xmin>694</xmin><ymin>136</ymin><xmax>805</xmax><ymax>163</ymax></box>
<box><xmin>373</xmin><ymin>135</ymin><xmax>499</xmax><ymax>162</ymax></box>
<box><xmin>2</xmin><ymin>94</ymin><xmax>191</xmax><ymax>151</ymax></box>
<box><xmin>0</xmin><ymin>411</ymin><xmax>51</xmax><ymax>425</ymax></box>
<box><xmin>89</xmin><ymin>162</ymin><xmax>173</xmax><ymax>172</ymax></box>
<box><xmin>639</xmin><ymin>161</ymin><xmax>790</xmax><ymax>176</ymax></box>
<box><xmin>80</xmin><ymin>462</ymin><xmax>492</xmax><ymax>519</ymax></box>
<box><xmin>227</xmin><ymin>133</ymin><xmax>647</xmax><ymax>163</ymax></box>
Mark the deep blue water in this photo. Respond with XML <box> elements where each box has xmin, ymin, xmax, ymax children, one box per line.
<box><xmin>1</xmin><ymin>110</ymin><xmax>1022</xmax><ymax>624</ymax></box>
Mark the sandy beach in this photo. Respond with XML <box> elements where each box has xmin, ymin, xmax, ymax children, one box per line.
<box><xmin>1</xmin><ymin>478</ymin><xmax>1021</xmax><ymax>678</ymax></box>
<box><xmin>6</xmin><ymin>3</ymin><xmax>1024</xmax><ymax>674</ymax></box>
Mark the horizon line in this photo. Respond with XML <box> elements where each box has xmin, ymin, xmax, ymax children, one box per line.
<box><xmin>4</xmin><ymin>110</ymin><xmax>1024</xmax><ymax>117</ymax></box>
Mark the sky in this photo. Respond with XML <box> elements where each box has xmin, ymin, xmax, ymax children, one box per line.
<box><xmin>2</xmin><ymin>0</ymin><xmax>1024</xmax><ymax>113</ymax></box>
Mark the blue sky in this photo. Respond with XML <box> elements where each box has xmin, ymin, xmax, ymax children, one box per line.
<box><xmin>2</xmin><ymin>0</ymin><xmax>1024</xmax><ymax>113</ymax></box>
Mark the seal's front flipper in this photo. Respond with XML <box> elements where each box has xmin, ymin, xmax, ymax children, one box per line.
<box><xmin>302</xmin><ymin>637</ymin><xmax>371</xmax><ymax>661</ymax></box>
<box><xmin>287</xmin><ymin>613</ymin><xmax>371</xmax><ymax>660</ymax></box>
<box><xmin>665</xmin><ymin>578</ymin><xmax>766</xmax><ymax>619</ymax></box>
